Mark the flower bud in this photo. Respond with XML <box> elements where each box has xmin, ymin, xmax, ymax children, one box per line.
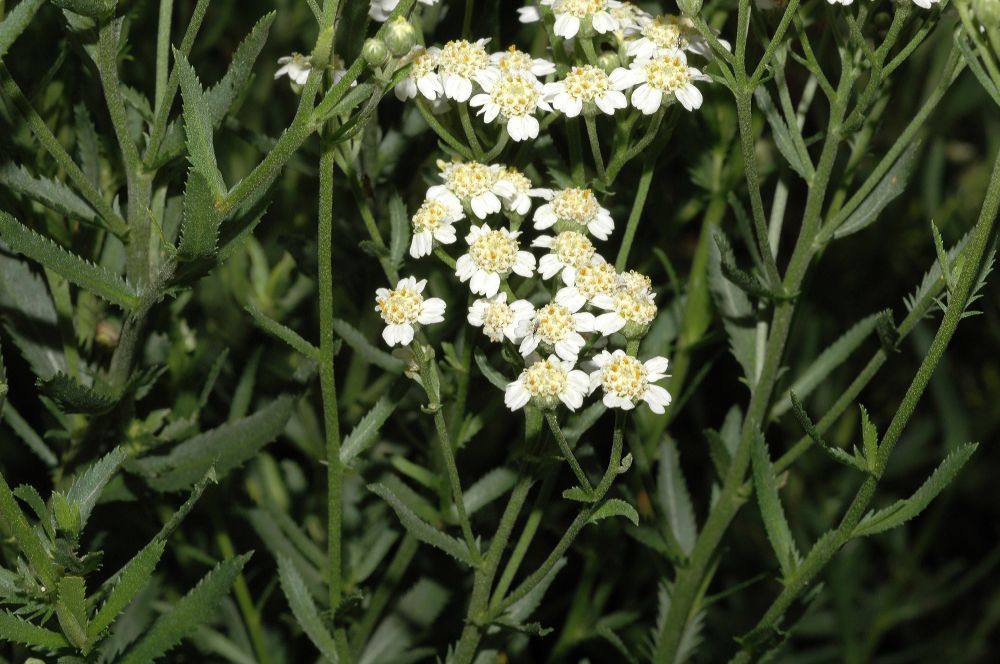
<box><xmin>95</xmin><ymin>319</ymin><xmax>121</xmax><ymax>349</ymax></box>
<box><xmin>362</xmin><ymin>38</ymin><xmax>390</xmax><ymax>67</ymax></box>
<box><xmin>597</xmin><ymin>51</ymin><xmax>621</xmax><ymax>75</ymax></box>
<box><xmin>677</xmin><ymin>0</ymin><xmax>703</xmax><ymax>16</ymax></box>
<box><xmin>974</xmin><ymin>0</ymin><xmax>1000</xmax><ymax>28</ymax></box>
<box><xmin>384</xmin><ymin>16</ymin><xmax>417</xmax><ymax>57</ymax></box>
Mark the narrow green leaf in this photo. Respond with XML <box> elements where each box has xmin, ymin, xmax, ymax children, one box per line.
<box><xmin>658</xmin><ymin>439</ymin><xmax>697</xmax><ymax>555</ymax></box>
<box><xmin>245</xmin><ymin>508</ymin><xmax>324</xmax><ymax>589</ymax></box>
<box><xmin>277</xmin><ymin>554</ymin><xmax>340</xmax><ymax>663</ymax></box>
<box><xmin>0</xmin><ymin>0</ymin><xmax>45</xmax><ymax>57</ymax></box>
<box><xmin>66</xmin><ymin>447</ymin><xmax>127</xmax><ymax>528</ymax></box>
<box><xmin>789</xmin><ymin>393</ymin><xmax>868</xmax><ymax>472</ymax></box>
<box><xmin>0</xmin><ymin>610</ymin><xmax>69</xmax><ymax>650</ymax></box>
<box><xmin>74</xmin><ymin>104</ymin><xmax>102</xmax><ymax>189</ymax></box>
<box><xmin>89</xmin><ymin>539</ymin><xmax>167</xmax><ymax>638</ymax></box>
<box><xmin>0</xmin><ymin>162</ymin><xmax>96</xmax><ymax>225</ymax></box>
<box><xmin>55</xmin><ymin>575</ymin><xmax>89</xmax><ymax>650</ymax></box>
<box><xmin>506</xmin><ymin>558</ymin><xmax>567</xmax><ymax>623</ymax></box>
<box><xmin>834</xmin><ymin>140</ymin><xmax>922</xmax><ymax>239</ymax></box>
<box><xmin>0</xmin><ymin>470</ymin><xmax>57</xmax><ymax>586</ymax></box>
<box><xmin>705</xmin><ymin>428</ymin><xmax>731</xmax><ymax>480</ymax></box>
<box><xmin>2</xmin><ymin>405</ymin><xmax>58</xmax><ymax>467</ymax></box>
<box><xmin>474</xmin><ymin>348</ymin><xmax>509</xmax><ymax>390</ymax></box>
<box><xmin>459</xmin><ymin>467</ymin><xmax>518</xmax><ymax>516</ymax></box>
<box><xmin>589</xmin><ymin>498</ymin><xmax>640</xmax><ymax>527</ymax></box>
<box><xmin>369</xmin><ymin>482</ymin><xmax>475</xmax><ymax>566</ymax></box>
<box><xmin>859</xmin><ymin>406</ymin><xmax>879</xmax><ymax>470</ymax></box>
<box><xmin>245</xmin><ymin>303</ymin><xmax>318</xmax><ymax>359</ymax></box>
<box><xmin>753</xmin><ymin>86</ymin><xmax>811</xmax><ymax>180</ymax></box>
<box><xmin>340</xmin><ymin>395</ymin><xmax>396</xmax><ymax>464</ymax></box>
<box><xmin>118</xmin><ymin>553</ymin><xmax>251</xmax><ymax>664</ymax></box>
<box><xmin>853</xmin><ymin>442</ymin><xmax>978</xmax><ymax>538</ymax></box>
<box><xmin>204</xmin><ymin>12</ymin><xmax>276</xmax><ymax>127</ymax></box>
<box><xmin>332</xmin><ymin>318</ymin><xmax>403</xmax><ymax>373</ymax></box>
<box><xmin>388</xmin><ymin>194</ymin><xmax>409</xmax><ymax>269</ymax></box>
<box><xmin>751</xmin><ymin>431</ymin><xmax>799</xmax><ymax>578</ymax></box>
<box><xmin>0</xmin><ymin>212</ymin><xmax>140</xmax><ymax>310</ymax></box>
<box><xmin>13</xmin><ymin>484</ymin><xmax>52</xmax><ymax>539</ymax></box>
<box><xmin>0</xmin><ymin>249</ymin><xmax>66</xmax><ymax>380</ymax></box>
<box><xmin>174</xmin><ymin>50</ymin><xmax>225</xmax><ymax>196</ymax></box>
<box><xmin>562</xmin><ymin>485</ymin><xmax>594</xmax><ymax>502</ymax></box>
<box><xmin>709</xmin><ymin>237</ymin><xmax>758</xmax><ymax>384</ymax></box>
<box><xmin>177</xmin><ymin>169</ymin><xmax>222</xmax><ymax>260</ymax></box>
<box><xmin>931</xmin><ymin>221</ymin><xmax>955</xmax><ymax>293</ymax></box>
<box><xmin>36</xmin><ymin>372</ymin><xmax>116</xmax><ymax>415</ymax></box>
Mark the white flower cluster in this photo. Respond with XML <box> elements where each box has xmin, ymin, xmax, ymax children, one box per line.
<box><xmin>374</xmin><ymin>159</ymin><xmax>672</xmax><ymax>415</ymax></box>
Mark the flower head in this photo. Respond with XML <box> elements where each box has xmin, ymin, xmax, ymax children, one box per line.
<box><xmin>394</xmin><ymin>47</ymin><xmax>443</xmax><ymax>101</ymax></box>
<box><xmin>455</xmin><ymin>224</ymin><xmax>535</xmax><ymax>297</ymax></box>
<box><xmin>375</xmin><ymin>277</ymin><xmax>446</xmax><ymax>346</ymax></box>
<box><xmin>470</xmin><ymin>70</ymin><xmax>552</xmax><ymax>142</ymax></box>
<box><xmin>496</xmin><ymin>166</ymin><xmax>549</xmax><ymax>215</ymax></box>
<box><xmin>555</xmin><ymin>257</ymin><xmax>618</xmax><ymax>310</ymax></box>
<box><xmin>625</xmin><ymin>15</ymin><xmax>688</xmax><ymax>60</ymax></box>
<box><xmin>468</xmin><ymin>293</ymin><xmax>535</xmax><ymax>342</ymax></box>
<box><xmin>533</xmin><ymin>231</ymin><xmax>598</xmax><ymax>283</ymax></box>
<box><xmin>409</xmin><ymin>189</ymin><xmax>464</xmax><ymax>258</ymax></box>
<box><xmin>533</xmin><ymin>187</ymin><xmax>614</xmax><ymax>240</ymax></box>
<box><xmin>505</xmin><ymin>355</ymin><xmax>589</xmax><ymax>411</ymax></box>
<box><xmin>519</xmin><ymin>298</ymin><xmax>595</xmax><ymax>362</ymax></box>
<box><xmin>275</xmin><ymin>53</ymin><xmax>312</xmax><ymax>85</ymax></box>
<box><xmin>609</xmin><ymin>1</ymin><xmax>651</xmax><ymax>36</ymax></box>
<box><xmin>437</xmin><ymin>38</ymin><xmax>492</xmax><ymax>102</ymax></box>
<box><xmin>621</xmin><ymin>53</ymin><xmax>710</xmax><ymax>113</ymax></box>
<box><xmin>546</xmin><ymin>0</ymin><xmax>623</xmax><ymax>39</ymax></box>
<box><xmin>431</xmin><ymin>160</ymin><xmax>512</xmax><ymax>218</ymax></box>
<box><xmin>545</xmin><ymin>65</ymin><xmax>630</xmax><ymax>117</ymax></box>
<box><xmin>591</xmin><ymin>274</ymin><xmax>657</xmax><ymax>337</ymax></box>
<box><xmin>489</xmin><ymin>45</ymin><xmax>557</xmax><ymax>78</ymax></box>
<box><xmin>588</xmin><ymin>350</ymin><xmax>671</xmax><ymax>413</ymax></box>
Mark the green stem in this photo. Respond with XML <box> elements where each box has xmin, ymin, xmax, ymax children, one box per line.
<box><xmin>568</xmin><ymin>118</ymin><xmax>586</xmax><ymax>185</ymax></box>
<box><xmin>216</xmin><ymin>529</ymin><xmax>273</xmax><ymax>664</ymax></box>
<box><xmin>458</xmin><ymin>103</ymin><xmax>484</xmax><ymax>159</ymax></box>
<box><xmin>545</xmin><ymin>411</ymin><xmax>593</xmax><ymax>493</ymax></box>
<box><xmin>584</xmin><ymin>114</ymin><xmax>606</xmax><ymax>183</ymax></box>
<box><xmin>154</xmin><ymin>0</ymin><xmax>174</xmax><ymax>114</ymax></box>
<box><xmin>605</xmin><ymin>108</ymin><xmax>665</xmax><ymax>184</ymax></box>
<box><xmin>614</xmin><ymin>155</ymin><xmax>655</xmax><ymax>271</ymax></box>
<box><xmin>350</xmin><ymin>535</ymin><xmax>419</xmax><ymax>658</ymax></box>
<box><xmin>416</xmin><ymin>99</ymin><xmax>476</xmax><ymax>160</ymax></box>
<box><xmin>483</xmin><ymin>129</ymin><xmax>510</xmax><ymax>162</ymax></box>
<box><xmin>749</xmin><ymin>0</ymin><xmax>802</xmax><ymax>86</ymax></box>
<box><xmin>489</xmin><ymin>475</ymin><xmax>556</xmax><ymax>611</ymax></box>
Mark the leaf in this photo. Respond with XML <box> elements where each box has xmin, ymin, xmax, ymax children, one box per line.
<box><xmin>751</xmin><ymin>432</ymin><xmax>800</xmax><ymax>578</ymax></box>
<box><xmin>789</xmin><ymin>393</ymin><xmax>868</xmax><ymax>472</ymax></box>
<box><xmin>137</xmin><ymin>396</ymin><xmax>294</xmax><ymax>492</ymax></box>
<box><xmin>0</xmin><ymin>470</ymin><xmax>58</xmax><ymax>586</ymax></box>
<box><xmin>89</xmin><ymin>539</ymin><xmax>167</xmax><ymax>638</ymax></box>
<box><xmin>55</xmin><ymin>575</ymin><xmax>89</xmax><ymax>650</ymax></box>
<box><xmin>369</xmin><ymin>482</ymin><xmax>475</xmax><ymax>566</ymax></box>
<box><xmin>771</xmin><ymin>314</ymin><xmax>879</xmax><ymax>418</ymax></box>
<box><xmin>2</xmin><ymin>404</ymin><xmax>58</xmax><ymax>466</ymax></box>
<box><xmin>0</xmin><ymin>161</ymin><xmax>96</xmax><ymax>225</ymax></box>
<box><xmin>340</xmin><ymin>396</ymin><xmax>396</xmax><ymax>464</ymax></box>
<box><xmin>853</xmin><ymin>442</ymin><xmax>978</xmax><ymax>538</ymax></box>
<box><xmin>118</xmin><ymin>553</ymin><xmax>251</xmax><ymax>664</ymax></box>
<box><xmin>50</xmin><ymin>0</ymin><xmax>116</xmax><ymax>17</ymax></box>
<box><xmin>66</xmin><ymin>447</ymin><xmax>127</xmax><ymax>528</ymax></box>
<box><xmin>859</xmin><ymin>406</ymin><xmax>878</xmax><ymax>470</ymax></box>
<box><xmin>459</xmin><ymin>467</ymin><xmax>518</xmax><ymax>516</ymax></box>
<box><xmin>562</xmin><ymin>485</ymin><xmax>594</xmax><ymax>502</ymax></box>
<box><xmin>0</xmin><ymin>0</ymin><xmax>45</xmax><ymax>58</ymax></box>
<box><xmin>177</xmin><ymin>169</ymin><xmax>222</xmax><ymax>260</ymax></box>
<box><xmin>833</xmin><ymin>140</ymin><xmax>922</xmax><ymax>239</ymax></box>
<box><xmin>0</xmin><ymin>248</ymin><xmax>65</xmax><ymax>380</ymax></box>
<box><xmin>0</xmin><ymin>212</ymin><xmax>140</xmax><ymax>310</ymax></box>
<box><xmin>332</xmin><ymin>318</ymin><xmax>403</xmax><ymax>373</ymax></box>
<box><xmin>387</xmin><ymin>194</ymin><xmax>410</xmax><ymax>270</ymax></box>
<box><xmin>74</xmin><ymin>104</ymin><xmax>102</xmax><ymax>189</ymax></box>
<box><xmin>277</xmin><ymin>554</ymin><xmax>340</xmax><ymax>663</ymax></box>
<box><xmin>905</xmin><ymin>231</ymin><xmax>971</xmax><ymax>316</ymax></box>
<box><xmin>506</xmin><ymin>558</ymin><xmax>567</xmax><ymax>623</ymax></box>
<box><xmin>37</xmin><ymin>372</ymin><xmax>116</xmax><ymax>414</ymax></box>
<box><xmin>0</xmin><ymin>610</ymin><xmax>69</xmax><ymax>649</ymax></box>
<box><xmin>589</xmin><ymin>498</ymin><xmax>640</xmax><ymax>527</ymax></box>
<box><xmin>245</xmin><ymin>303</ymin><xmax>318</xmax><ymax>359</ymax></box>
<box><xmin>204</xmin><ymin>12</ymin><xmax>276</xmax><ymax>127</ymax></box>
<box><xmin>174</xmin><ymin>50</ymin><xmax>225</xmax><ymax>197</ymax></box>
<box><xmin>709</xmin><ymin>235</ymin><xmax>758</xmax><ymax>384</ymax></box>
<box><xmin>473</xmin><ymin>348</ymin><xmax>509</xmax><ymax>390</ymax></box>
<box><xmin>658</xmin><ymin>438</ymin><xmax>697</xmax><ymax>555</ymax></box>
<box><xmin>753</xmin><ymin>86</ymin><xmax>811</xmax><ymax>180</ymax></box>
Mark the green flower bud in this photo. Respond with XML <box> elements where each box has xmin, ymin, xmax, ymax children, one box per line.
<box><xmin>51</xmin><ymin>0</ymin><xmax>116</xmax><ymax>18</ymax></box>
<box><xmin>597</xmin><ymin>51</ymin><xmax>621</xmax><ymax>75</ymax></box>
<box><xmin>677</xmin><ymin>0</ymin><xmax>703</xmax><ymax>16</ymax></box>
<box><xmin>974</xmin><ymin>0</ymin><xmax>1000</xmax><ymax>28</ymax></box>
<box><xmin>362</xmin><ymin>38</ymin><xmax>390</xmax><ymax>67</ymax></box>
<box><xmin>385</xmin><ymin>16</ymin><xmax>417</xmax><ymax>57</ymax></box>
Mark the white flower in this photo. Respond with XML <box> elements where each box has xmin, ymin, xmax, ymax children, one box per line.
<box><xmin>588</xmin><ymin>350</ymin><xmax>671</xmax><ymax>413</ymax></box>
<box><xmin>626</xmin><ymin>15</ymin><xmax>690</xmax><ymax>60</ymax></box>
<box><xmin>533</xmin><ymin>231</ymin><xmax>598</xmax><ymax>283</ymax></box>
<box><xmin>375</xmin><ymin>277</ymin><xmax>446</xmax><ymax>346</ymax></box>
<box><xmin>455</xmin><ymin>224</ymin><xmax>535</xmax><ymax>297</ymax></box>
<box><xmin>436</xmin><ymin>38</ymin><xmax>492</xmax><ymax>102</ymax></box>
<box><xmin>489</xmin><ymin>45</ymin><xmax>557</xmax><ymax>78</ymax></box>
<box><xmin>545</xmin><ymin>0</ymin><xmax>623</xmax><ymax>40</ymax></box>
<box><xmin>555</xmin><ymin>257</ymin><xmax>618</xmax><ymax>310</ymax></box>
<box><xmin>519</xmin><ymin>298</ymin><xmax>595</xmax><ymax>362</ymax></box>
<box><xmin>409</xmin><ymin>189</ymin><xmax>464</xmax><ymax>258</ymax></box>
<box><xmin>394</xmin><ymin>47</ymin><xmax>443</xmax><ymax>101</ymax></box>
<box><xmin>470</xmin><ymin>70</ymin><xmax>552</xmax><ymax>142</ymax></box>
<box><xmin>369</xmin><ymin>0</ymin><xmax>439</xmax><ymax>21</ymax></box>
<box><xmin>468</xmin><ymin>293</ymin><xmax>535</xmax><ymax>342</ymax></box>
<box><xmin>505</xmin><ymin>355</ymin><xmax>589</xmax><ymax>411</ymax></box>
<box><xmin>275</xmin><ymin>54</ymin><xmax>312</xmax><ymax>85</ymax></box>
<box><xmin>517</xmin><ymin>5</ymin><xmax>542</xmax><ymax>23</ymax></box>
<box><xmin>431</xmin><ymin>160</ymin><xmax>513</xmax><ymax>219</ymax></box>
<box><xmin>544</xmin><ymin>65</ymin><xmax>631</xmax><ymax>117</ymax></box>
<box><xmin>609</xmin><ymin>1</ymin><xmax>651</xmax><ymax>36</ymax></box>
<box><xmin>533</xmin><ymin>187</ymin><xmax>614</xmax><ymax>240</ymax></box>
<box><xmin>496</xmin><ymin>166</ymin><xmax>549</xmax><ymax>215</ymax></box>
<box><xmin>619</xmin><ymin>52</ymin><xmax>711</xmax><ymax>113</ymax></box>
<box><xmin>591</xmin><ymin>272</ymin><xmax>657</xmax><ymax>335</ymax></box>
<box><xmin>910</xmin><ymin>0</ymin><xmax>939</xmax><ymax>8</ymax></box>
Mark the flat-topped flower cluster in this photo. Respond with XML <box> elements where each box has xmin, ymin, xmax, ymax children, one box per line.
<box><xmin>374</xmin><ymin>159</ymin><xmax>672</xmax><ymax>415</ymax></box>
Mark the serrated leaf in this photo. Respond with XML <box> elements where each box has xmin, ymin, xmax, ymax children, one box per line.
<box><xmin>459</xmin><ymin>467</ymin><xmax>518</xmax><ymax>516</ymax></box>
<box><xmin>204</xmin><ymin>12</ymin><xmax>276</xmax><ymax>128</ymax></box>
<box><xmin>834</xmin><ymin>140</ymin><xmax>921</xmax><ymax>240</ymax></box>
<box><xmin>658</xmin><ymin>438</ymin><xmax>697</xmax><ymax>555</ymax></box>
<box><xmin>754</xmin><ymin>86</ymin><xmax>811</xmax><ymax>180</ymax></box>
<box><xmin>37</xmin><ymin>372</ymin><xmax>116</xmax><ymax>414</ymax></box>
<box><xmin>0</xmin><ymin>470</ymin><xmax>58</xmax><ymax>586</ymax></box>
<box><xmin>0</xmin><ymin>610</ymin><xmax>69</xmax><ymax>649</ymax></box>
<box><xmin>709</xmin><ymin>236</ymin><xmax>758</xmax><ymax>384</ymax></box>
<box><xmin>118</xmin><ymin>553</ymin><xmax>251</xmax><ymax>664</ymax></box>
<box><xmin>3</xmin><ymin>404</ymin><xmax>57</xmax><ymax>466</ymax></box>
<box><xmin>853</xmin><ymin>442</ymin><xmax>978</xmax><ymax>538</ymax></box>
<box><xmin>277</xmin><ymin>554</ymin><xmax>340</xmax><ymax>663</ymax></box>
<box><xmin>245</xmin><ymin>303</ymin><xmax>318</xmax><ymax>359</ymax></box>
<box><xmin>369</xmin><ymin>482</ymin><xmax>475</xmax><ymax>566</ymax></box>
<box><xmin>789</xmin><ymin>393</ymin><xmax>868</xmax><ymax>472</ymax></box>
<box><xmin>50</xmin><ymin>0</ymin><xmax>116</xmax><ymax>17</ymax></box>
<box><xmin>388</xmin><ymin>194</ymin><xmax>409</xmax><ymax>269</ymax></box>
<box><xmin>0</xmin><ymin>162</ymin><xmax>96</xmax><ymax>225</ymax></box>
<box><xmin>66</xmin><ymin>447</ymin><xmax>127</xmax><ymax>528</ymax></box>
<box><xmin>473</xmin><ymin>348</ymin><xmax>508</xmax><ymax>390</ymax></box>
<box><xmin>751</xmin><ymin>432</ymin><xmax>800</xmax><ymax>578</ymax></box>
<box><xmin>137</xmin><ymin>396</ymin><xmax>294</xmax><ymax>492</ymax></box>
<box><xmin>0</xmin><ymin>212</ymin><xmax>140</xmax><ymax>310</ymax></box>
<box><xmin>506</xmin><ymin>557</ymin><xmax>566</xmax><ymax>623</ymax></box>
<box><xmin>74</xmin><ymin>104</ymin><xmax>101</xmax><ymax>189</ymax></box>
<box><xmin>13</xmin><ymin>484</ymin><xmax>51</xmax><ymax>539</ymax></box>
<box><xmin>55</xmin><ymin>576</ymin><xmax>89</xmax><ymax>650</ymax></box>
<box><xmin>332</xmin><ymin>318</ymin><xmax>403</xmax><ymax>373</ymax></box>
<box><xmin>89</xmin><ymin>539</ymin><xmax>166</xmax><ymax>638</ymax></box>
<box><xmin>0</xmin><ymin>249</ymin><xmax>65</xmax><ymax>380</ymax></box>
<box><xmin>905</xmin><ymin>231</ymin><xmax>971</xmax><ymax>316</ymax></box>
<box><xmin>340</xmin><ymin>396</ymin><xmax>396</xmax><ymax>465</ymax></box>
<box><xmin>0</xmin><ymin>0</ymin><xmax>45</xmax><ymax>57</ymax></box>
<box><xmin>175</xmin><ymin>50</ymin><xmax>225</xmax><ymax>197</ymax></box>
<box><xmin>177</xmin><ymin>169</ymin><xmax>222</xmax><ymax>260</ymax></box>
<box><xmin>589</xmin><ymin>498</ymin><xmax>639</xmax><ymax>527</ymax></box>
<box><xmin>859</xmin><ymin>405</ymin><xmax>878</xmax><ymax>469</ymax></box>
<box><xmin>772</xmin><ymin>314</ymin><xmax>879</xmax><ymax>418</ymax></box>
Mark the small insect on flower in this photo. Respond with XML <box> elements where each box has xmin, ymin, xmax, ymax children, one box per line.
<box><xmin>519</xmin><ymin>299</ymin><xmax>596</xmax><ymax>362</ymax></box>
<box><xmin>555</xmin><ymin>257</ymin><xmax>619</xmax><ymax>309</ymax></box>
<box><xmin>533</xmin><ymin>230</ymin><xmax>599</xmax><ymax>283</ymax></box>
<box><xmin>544</xmin><ymin>0</ymin><xmax>623</xmax><ymax>40</ymax></box>
<box><xmin>437</xmin><ymin>38</ymin><xmax>493</xmax><ymax>102</ymax></box>
<box><xmin>489</xmin><ymin>45</ymin><xmax>557</xmax><ymax>78</ymax></box>
<box><xmin>431</xmin><ymin>160</ymin><xmax>513</xmax><ymax>219</ymax></box>
<box><xmin>625</xmin><ymin>15</ymin><xmax>689</xmax><ymax>60</ymax></box>
<box><xmin>455</xmin><ymin>224</ymin><xmax>536</xmax><ymax>297</ymax></box>
<box><xmin>409</xmin><ymin>189</ymin><xmax>465</xmax><ymax>258</ymax></box>
<box><xmin>274</xmin><ymin>53</ymin><xmax>312</xmax><ymax>85</ymax></box>
<box><xmin>369</xmin><ymin>0</ymin><xmax>440</xmax><ymax>22</ymax></box>
<box><xmin>544</xmin><ymin>65</ymin><xmax>631</xmax><ymax>117</ymax></box>
<box><xmin>619</xmin><ymin>52</ymin><xmax>711</xmax><ymax>113</ymax></box>
<box><xmin>375</xmin><ymin>277</ymin><xmax>447</xmax><ymax>347</ymax></box>
<box><xmin>468</xmin><ymin>293</ymin><xmax>535</xmax><ymax>343</ymax></box>
<box><xmin>505</xmin><ymin>355</ymin><xmax>590</xmax><ymax>411</ymax></box>
<box><xmin>533</xmin><ymin>187</ymin><xmax>615</xmax><ymax>240</ymax></box>
<box><xmin>394</xmin><ymin>47</ymin><xmax>443</xmax><ymax>101</ymax></box>
<box><xmin>588</xmin><ymin>350</ymin><xmax>671</xmax><ymax>413</ymax></box>
<box><xmin>591</xmin><ymin>272</ymin><xmax>658</xmax><ymax>337</ymax></box>
<box><xmin>496</xmin><ymin>166</ymin><xmax>550</xmax><ymax>215</ymax></box>
<box><xmin>470</xmin><ymin>70</ymin><xmax>552</xmax><ymax>142</ymax></box>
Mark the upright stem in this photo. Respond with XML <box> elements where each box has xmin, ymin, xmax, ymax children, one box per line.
<box><xmin>154</xmin><ymin>0</ymin><xmax>174</xmax><ymax>114</ymax></box>
<box><xmin>614</xmin><ymin>156</ymin><xmax>655</xmax><ymax>271</ymax></box>
<box><xmin>545</xmin><ymin>412</ymin><xmax>593</xmax><ymax>493</ymax></box>
<box><xmin>584</xmin><ymin>114</ymin><xmax>606</xmax><ymax>183</ymax></box>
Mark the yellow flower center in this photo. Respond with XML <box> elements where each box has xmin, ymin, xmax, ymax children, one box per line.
<box><xmin>496</xmin><ymin>46</ymin><xmax>535</xmax><ymax>73</ymax></box>
<box><xmin>523</xmin><ymin>358</ymin><xmax>570</xmax><ymax>398</ymax></box>
<box><xmin>619</xmin><ymin>270</ymin><xmax>652</xmax><ymax>295</ymax></box>
<box><xmin>601</xmin><ymin>354</ymin><xmax>649</xmax><ymax>400</ymax></box>
<box><xmin>551</xmin><ymin>188</ymin><xmax>600</xmax><ymax>225</ymax></box>
<box><xmin>643</xmin><ymin>55</ymin><xmax>691</xmax><ymax>92</ymax></box>
<box><xmin>482</xmin><ymin>301</ymin><xmax>515</xmax><ymax>341</ymax></box>
<box><xmin>412</xmin><ymin>200</ymin><xmax>449</xmax><ymax>232</ymax></box>
<box><xmin>491</xmin><ymin>72</ymin><xmax>542</xmax><ymax>118</ymax></box>
<box><xmin>535</xmin><ymin>303</ymin><xmax>575</xmax><ymax>343</ymax></box>
<box><xmin>576</xmin><ymin>261</ymin><xmax>618</xmax><ymax>298</ymax></box>
<box><xmin>552</xmin><ymin>231</ymin><xmax>596</xmax><ymax>268</ymax></box>
<box><xmin>612</xmin><ymin>289</ymin><xmax>657</xmax><ymax>325</ymax></box>
<box><xmin>563</xmin><ymin>65</ymin><xmax>612</xmax><ymax>102</ymax></box>
<box><xmin>555</xmin><ymin>0</ymin><xmax>608</xmax><ymax>17</ymax></box>
<box><xmin>376</xmin><ymin>287</ymin><xmax>423</xmax><ymax>325</ymax></box>
<box><xmin>498</xmin><ymin>166</ymin><xmax>533</xmax><ymax>194</ymax></box>
<box><xmin>438</xmin><ymin>39</ymin><xmax>489</xmax><ymax>78</ymax></box>
<box><xmin>470</xmin><ymin>230</ymin><xmax>519</xmax><ymax>273</ymax></box>
<box><xmin>641</xmin><ymin>16</ymin><xmax>687</xmax><ymax>50</ymax></box>
<box><xmin>410</xmin><ymin>49</ymin><xmax>438</xmax><ymax>78</ymax></box>
<box><xmin>443</xmin><ymin>162</ymin><xmax>495</xmax><ymax>199</ymax></box>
